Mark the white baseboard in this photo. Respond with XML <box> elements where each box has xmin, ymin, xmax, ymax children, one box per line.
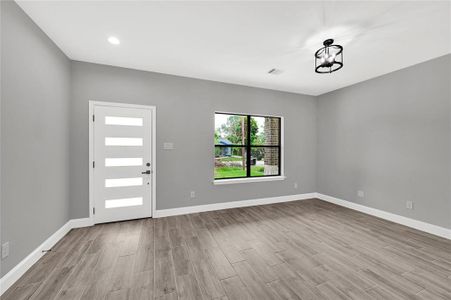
<box><xmin>0</xmin><ymin>218</ymin><xmax>92</xmax><ymax>296</ymax></box>
<box><xmin>154</xmin><ymin>193</ymin><xmax>316</xmax><ymax>218</ymax></box>
<box><xmin>316</xmin><ymin>193</ymin><xmax>451</xmax><ymax>240</ymax></box>
<box><xmin>2</xmin><ymin>193</ymin><xmax>449</xmax><ymax>296</ymax></box>
<box><xmin>68</xmin><ymin>217</ymin><xmax>94</xmax><ymax>228</ymax></box>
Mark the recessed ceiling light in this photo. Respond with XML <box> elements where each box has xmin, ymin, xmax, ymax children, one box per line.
<box><xmin>108</xmin><ymin>36</ymin><xmax>120</xmax><ymax>45</ymax></box>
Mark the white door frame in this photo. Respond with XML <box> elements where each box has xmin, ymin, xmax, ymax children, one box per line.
<box><xmin>88</xmin><ymin>101</ymin><xmax>156</xmax><ymax>223</ymax></box>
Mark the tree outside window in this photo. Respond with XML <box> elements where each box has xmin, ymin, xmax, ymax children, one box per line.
<box><xmin>214</xmin><ymin>113</ymin><xmax>281</xmax><ymax>179</ymax></box>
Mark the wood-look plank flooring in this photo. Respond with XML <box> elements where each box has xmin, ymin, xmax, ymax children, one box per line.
<box><xmin>3</xmin><ymin>199</ymin><xmax>451</xmax><ymax>300</ymax></box>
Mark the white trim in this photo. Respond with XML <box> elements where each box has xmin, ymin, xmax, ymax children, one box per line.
<box><xmin>280</xmin><ymin>116</ymin><xmax>285</xmax><ymax>176</ymax></box>
<box><xmin>151</xmin><ymin>106</ymin><xmax>157</xmax><ymax>220</ymax></box>
<box><xmin>90</xmin><ymin>101</ymin><xmax>157</xmax><ymax>110</ymax></box>
<box><xmin>0</xmin><ymin>218</ymin><xmax>92</xmax><ymax>296</ymax></box>
<box><xmin>154</xmin><ymin>193</ymin><xmax>316</xmax><ymax>218</ymax></box>
<box><xmin>89</xmin><ymin>102</ymin><xmax>94</xmax><ymax>222</ymax></box>
<box><xmin>68</xmin><ymin>217</ymin><xmax>94</xmax><ymax>228</ymax></box>
<box><xmin>214</xmin><ymin>176</ymin><xmax>286</xmax><ymax>185</ymax></box>
<box><xmin>316</xmin><ymin>193</ymin><xmax>451</xmax><ymax>240</ymax></box>
<box><xmin>215</xmin><ymin>110</ymin><xmax>283</xmax><ymax>118</ymax></box>
<box><xmin>88</xmin><ymin>101</ymin><xmax>157</xmax><ymax>224</ymax></box>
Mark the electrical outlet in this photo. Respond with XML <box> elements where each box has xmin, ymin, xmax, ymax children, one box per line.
<box><xmin>190</xmin><ymin>191</ymin><xmax>196</xmax><ymax>198</ymax></box>
<box><xmin>357</xmin><ymin>190</ymin><xmax>365</xmax><ymax>198</ymax></box>
<box><xmin>294</xmin><ymin>182</ymin><xmax>298</xmax><ymax>189</ymax></box>
<box><xmin>406</xmin><ymin>201</ymin><xmax>414</xmax><ymax>210</ymax></box>
<box><xmin>2</xmin><ymin>242</ymin><xmax>9</xmax><ymax>259</ymax></box>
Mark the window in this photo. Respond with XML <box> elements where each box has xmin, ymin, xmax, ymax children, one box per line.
<box><xmin>214</xmin><ymin>112</ymin><xmax>282</xmax><ymax>180</ymax></box>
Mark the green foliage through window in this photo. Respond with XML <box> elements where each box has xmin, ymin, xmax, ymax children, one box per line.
<box><xmin>214</xmin><ymin>113</ymin><xmax>281</xmax><ymax>180</ymax></box>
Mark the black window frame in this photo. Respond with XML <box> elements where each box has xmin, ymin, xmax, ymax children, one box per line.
<box><xmin>214</xmin><ymin>112</ymin><xmax>282</xmax><ymax>180</ymax></box>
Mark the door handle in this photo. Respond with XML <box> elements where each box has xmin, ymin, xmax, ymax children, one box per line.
<box><xmin>141</xmin><ymin>170</ymin><xmax>151</xmax><ymax>175</ymax></box>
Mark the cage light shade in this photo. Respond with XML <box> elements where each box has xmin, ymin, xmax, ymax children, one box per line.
<box><xmin>315</xmin><ymin>39</ymin><xmax>343</xmax><ymax>74</ymax></box>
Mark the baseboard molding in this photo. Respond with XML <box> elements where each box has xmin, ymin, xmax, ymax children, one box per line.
<box><xmin>0</xmin><ymin>218</ymin><xmax>92</xmax><ymax>296</ymax></box>
<box><xmin>316</xmin><ymin>193</ymin><xmax>451</xmax><ymax>240</ymax></box>
<box><xmin>154</xmin><ymin>193</ymin><xmax>317</xmax><ymax>218</ymax></box>
<box><xmin>2</xmin><ymin>192</ymin><xmax>449</xmax><ymax>295</ymax></box>
<box><xmin>68</xmin><ymin>217</ymin><xmax>94</xmax><ymax>228</ymax></box>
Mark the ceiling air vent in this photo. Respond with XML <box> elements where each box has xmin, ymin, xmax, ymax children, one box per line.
<box><xmin>268</xmin><ymin>68</ymin><xmax>283</xmax><ymax>75</ymax></box>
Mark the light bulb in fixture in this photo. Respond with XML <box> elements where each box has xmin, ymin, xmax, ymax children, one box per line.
<box><xmin>327</xmin><ymin>54</ymin><xmax>335</xmax><ymax>63</ymax></box>
<box><xmin>108</xmin><ymin>36</ymin><xmax>120</xmax><ymax>45</ymax></box>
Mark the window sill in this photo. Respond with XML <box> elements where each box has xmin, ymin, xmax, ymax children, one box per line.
<box><xmin>213</xmin><ymin>176</ymin><xmax>286</xmax><ymax>185</ymax></box>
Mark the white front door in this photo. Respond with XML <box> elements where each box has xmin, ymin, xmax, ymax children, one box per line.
<box><xmin>92</xmin><ymin>104</ymin><xmax>152</xmax><ymax>223</ymax></box>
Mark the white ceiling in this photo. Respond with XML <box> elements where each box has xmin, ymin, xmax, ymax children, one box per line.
<box><xmin>17</xmin><ymin>1</ymin><xmax>451</xmax><ymax>96</ymax></box>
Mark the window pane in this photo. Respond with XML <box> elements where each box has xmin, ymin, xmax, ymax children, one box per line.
<box><xmin>105</xmin><ymin>158</ymin><xmax>143</xmax><ymax>167</ymax></box>
<box><xmin>215</xmin><ymin>146</ymin><xmax>247</xmax><ymax>179</ymax></box>
<box><xmin>215</xmin><ymin>114</ymin><xmax>248</xmax><ymax>145</ymax></box>
<box><xmin>105</xmin><ymin>137</ymin><xmax>143</xmax><ymax>146</ymax></box>
<box><xmin>250</xmin><ymin>147</ymin><xmax>279</xmax><ymax>176</ymax></box>
<box><xmin>105</xmin><ymin>197</ymin><xmax>143</xmax><ymax>208</ymax></box>
<box><xmin>105</xmin><ymin>177</ymin><xmax>143</xmax><ymax>188</ymax></box>
<box><xmin>105</xmin><ymin>116</ymin><xmax>143</xmax><ymax>126</ymax></box>
<box><xmin>250</xmin><ymin>116</ymin><xmax>280</xmax><ymax>145</ymax></box>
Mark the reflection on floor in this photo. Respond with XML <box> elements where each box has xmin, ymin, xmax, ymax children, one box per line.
<box><xmin>3</xmin><ymin>199</ymin><xmax>451</xmax><ymax>299</ymax></box>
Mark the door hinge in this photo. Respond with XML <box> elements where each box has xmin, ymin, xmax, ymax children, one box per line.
<box><xmin>93</xmin><ymin>207</ymin><xmax>95</xmax><ymax>215</ymax></box>
<box><xmin>92</xmin><ymin>161</ymin><xmax>95</xmax><ymax>168</ymax></box>
<box><xmin>92</xmin><ymin>114</ymin><xmax>95</xmax><ymax>122</ymax></box>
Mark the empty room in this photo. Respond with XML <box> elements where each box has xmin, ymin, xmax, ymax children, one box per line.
<box><xmin>1</xmin><ymin>0</ymin><xmax>450</xmax><ymax>299</ymax></box>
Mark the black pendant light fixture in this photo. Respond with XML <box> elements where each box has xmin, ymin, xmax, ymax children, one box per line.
<box><xmin>315</xmin><ymin>39</ymin><xmax>343</xmax><ymax>73</ymax></box>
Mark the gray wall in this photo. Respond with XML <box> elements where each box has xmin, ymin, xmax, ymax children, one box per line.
<box><xmin>70</xmin><ymin>62</ymin><xmax>317</xmax><ymax>218</ymax></box>
<box><xmin>1</xmin><ymin>1</ymin><xmax>71</xmax><ymax>276</ymax></box>
<box><xmin>317</xmin><ymin>54</ymin><xmax>451</xmax><ymax>229</ymax></box>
